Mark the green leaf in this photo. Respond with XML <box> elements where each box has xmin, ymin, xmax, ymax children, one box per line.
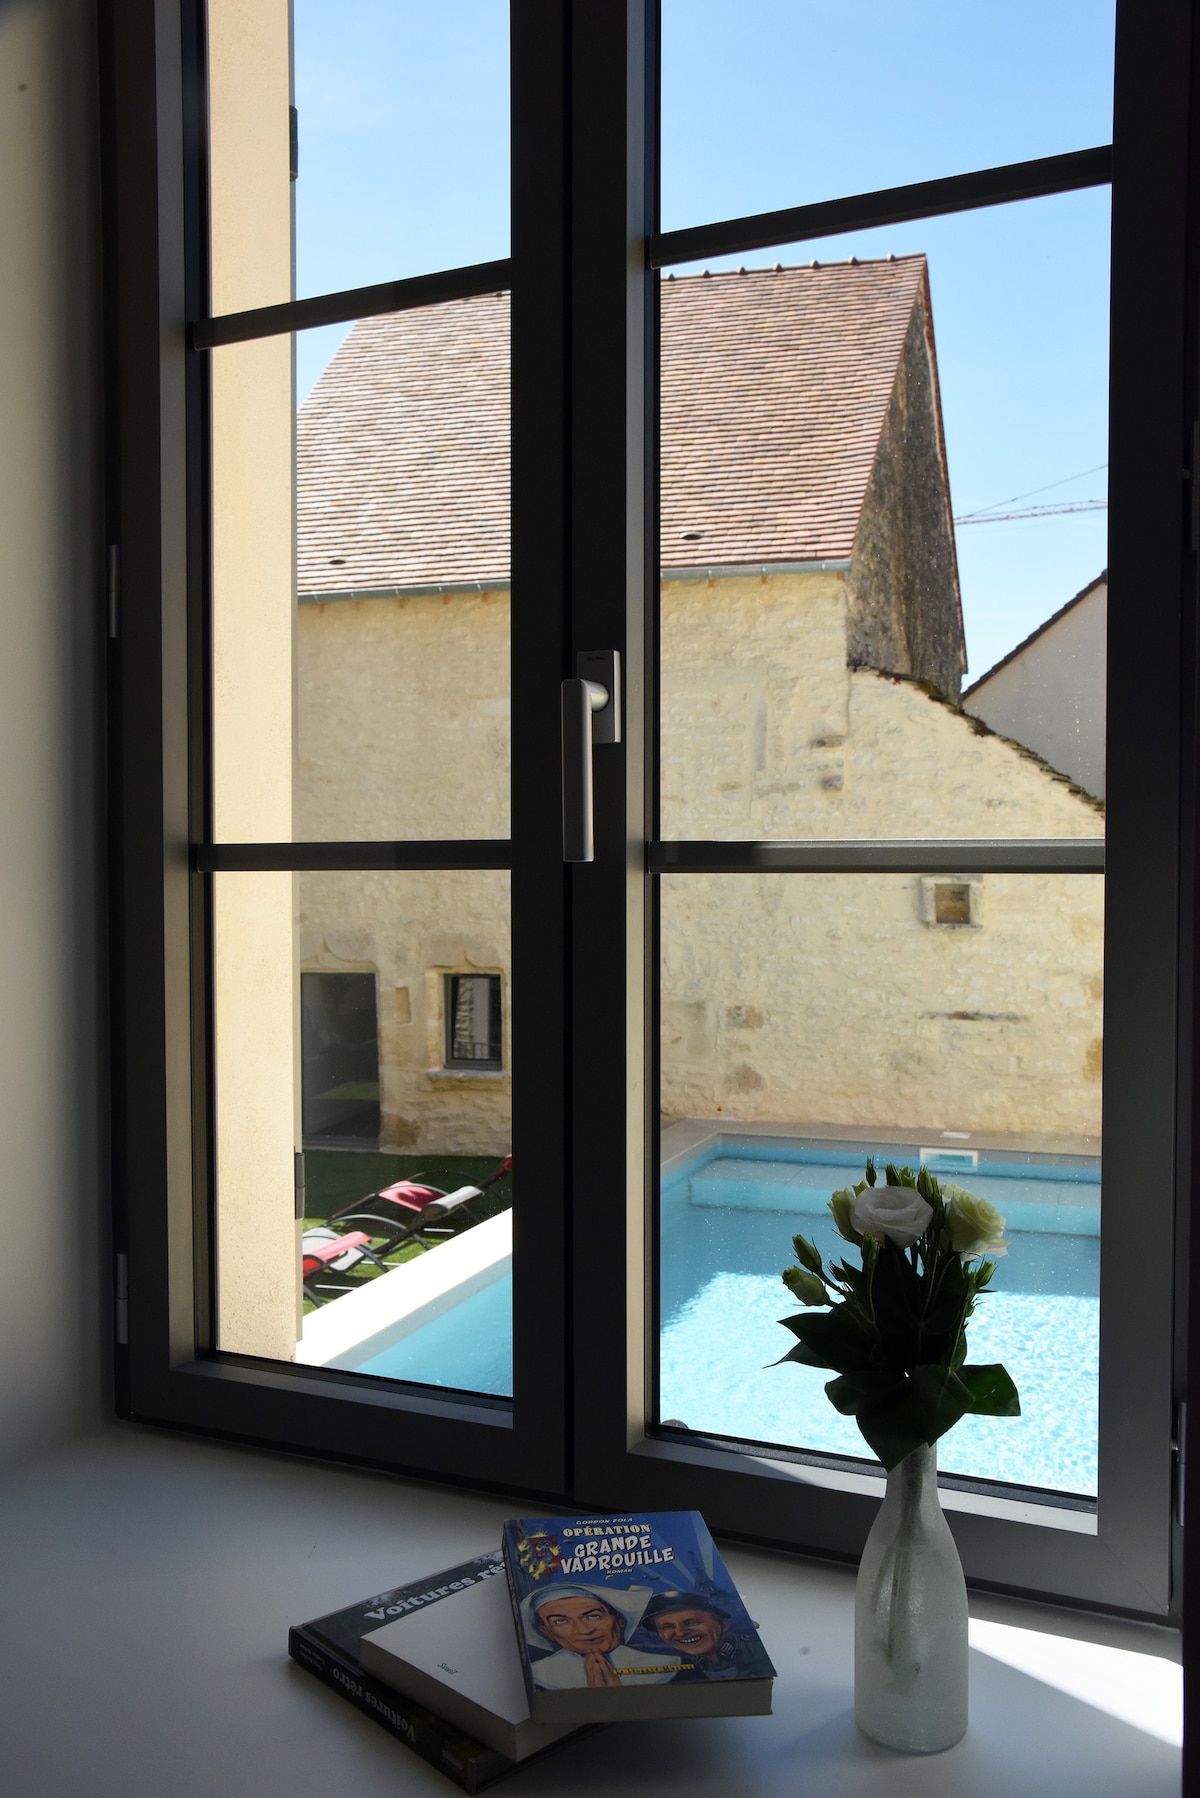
<box><xmin>850</xmin><ymin>1364</ymin><xmax>974</xmax><ymax>1469</ymax></box>
<box><xmin>791</xmin><ymin>1231</ymin><xmax>823</xmax><ymax>1275</ymax></box>
<box><xmin>906</xmin><ymin>1363</ymin><xmax>974</xmax><ymax>1442</ymax></box>
<box><xmin>771</xmin><ymin>1339</ymin><xmax>833</xmax><ymax>1370</ymax></box>
<box><xmin>959</xmin><ymin>1363</ymin><xmax>1021</xmax><ymax>1417</ymax></box>
<box><xmin>824</xmin><ymin>1368</ymin><xmax>906</xmax><ymax>1416</ymax></box>
<box><xmin>864</xmin><ymin>1157</ymin><xmax>877</xmax><ymax>1187</ymax></box>
<box><xmin>774</xmin><ymin>1307</ymin><xmax>876</xmax><ymax>1374</ymax></box>
<box><xmin>868</xmin><ymin>1238</ymin><xmax>925</xmax><ymax>1346</ymax></box>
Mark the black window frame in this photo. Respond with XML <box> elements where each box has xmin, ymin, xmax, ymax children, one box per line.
<box><xmin>104</xmin><ymin>0</ymin><xmax>1198</xmax><ymax>1623</ymax></box>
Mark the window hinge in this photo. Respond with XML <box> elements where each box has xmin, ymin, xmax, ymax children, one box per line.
<box><xmin>289</xmin><ymin>105</ymin><xmax>298</xmax><ymax>181</ymax></box>
<box><xmin>107</xmin><ymin>544</ymin><xmax>120</xmax><ymax>640</ymax></box>
<box><xmin>294</xmin><ymin>1150</ymin><xmax>306</xmax><ymax>1221</ymax></box>
<box><xmin>114</xmin><ymin>1252</ymin><xmax>129</xmax><ymax>1346</ymax></box>
<box><xmin>1173</xmin><ymin>1400</ymin><xmax>1186</xmax><ymax>1526</ymax></box>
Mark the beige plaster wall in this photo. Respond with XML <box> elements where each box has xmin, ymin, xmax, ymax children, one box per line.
<box><xmin>208</xmin><ymin>0</ymin><xmax>299</xmax><ymax>1360</ymax></box>
<box><xmin>0</xmin><ymin>0</ymin><xmax>105</xmax><ymax>1468</ymax></box>
<box><xmin>965</xmin><ymin>579</ymin><xmax>1107</xmax><ymax>801</ymax></box>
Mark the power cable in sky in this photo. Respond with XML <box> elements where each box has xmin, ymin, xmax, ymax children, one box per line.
<box><xmin>956</xmin><ymin>463</ymin><xmax>1109</xmax><ymax>522</ymax></box>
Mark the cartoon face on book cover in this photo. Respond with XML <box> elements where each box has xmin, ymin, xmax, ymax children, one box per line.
<box><xmin>504</xmin><ymin>1512</ymin><xmax>776</xmax><ymax>1692</ymax></box>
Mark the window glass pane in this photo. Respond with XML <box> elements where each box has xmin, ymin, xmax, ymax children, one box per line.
<box><xmin>661</xmin><ymin>0</ymin><xmax>1115</xmax><ymax>233</ymax></box>
<box><xmin>213</xmin><ymin>869</ymin><xmax>513</xmax><ymax>1401</ymax></box>
<box><xmin>206</xmin><ymin>1</ymin><xmax>510</xmax><ymax>326</ymax></box>
<box><xmin>211</xmin><ymin>293</ymin><xmax>511</xmax><ymax>842</ymax></box>
<box><xmin>657</xmin><ymin>872</ymin><xmax>1102</xmax><ymax>1497</ymax></box>
<box><xmin>293</xmin><ymin>0</ymin><xmax>509</xmax><ymax>303</ymax></box>
<box><xmin>659</xmin><ymin>191</ymin><xmax>1108</xmax><ymax>839</ymax></box>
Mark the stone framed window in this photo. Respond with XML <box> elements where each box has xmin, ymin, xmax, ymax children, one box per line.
<box><xmin>444</xmin><ymin>974</ymin><xmax>503</xmax><ymax>1070</ymax></box>
<box><xmin>918</xmin><ymin>877</ymin><xmax>983</xmax><ymax>928</ymax></box>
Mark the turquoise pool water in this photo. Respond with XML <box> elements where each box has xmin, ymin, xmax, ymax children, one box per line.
<box><xmin>660</xmin><ymin>1142</ymin><xmax>1100</xmax><ymax>1496</ymax></box>
<box><xmin>352</xmin><ymin>1272</ymin><xmax>513</xmax><ymax>1393</ymax></box>
<box><xmin>345</xmin><ymin>1138</ymin><xmax>1101</xmax><ymax>1497</ymax></box>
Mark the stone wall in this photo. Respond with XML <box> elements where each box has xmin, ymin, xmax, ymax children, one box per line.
<box><xmin>661</xmin><ymin>869</ymin><xmax>1103</xmax><ymax>1141</ymax></box>
<box><xmin>296</xmin><ymin>577</ymin><xmax>1103</xmax><ymax>1152</ymax></box>
<box><xmin>848</xmin><ymin>295</ymin><xmax>965</xmax><ymax>702</ymax></box>
<box><xmin>298</xmin><ymin>868</ymin><xmax>511</xmax><ymax>1156</ymax></box>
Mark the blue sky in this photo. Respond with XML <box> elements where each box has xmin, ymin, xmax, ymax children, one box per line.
<box><xmin>291</xmin><ymin>0</ymin><xmax>1114</xmax><ymax>679</ymax></box>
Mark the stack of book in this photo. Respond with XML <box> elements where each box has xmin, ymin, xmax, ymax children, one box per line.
<box><xmin>289</xmin><ymin>1510</ymin><xmax>776</xmax><ymax>1792</ymax></box>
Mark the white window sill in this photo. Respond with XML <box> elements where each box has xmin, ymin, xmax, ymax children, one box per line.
<box><xmin>0</xmin><ymin>1424</ymin><xmax>1180</xmax><ymax>1797</ymax></box>
<box><xmin>424</xmin><ymin>1066</ymin><xmax>510</xmax><ymax>1087</ymax></box>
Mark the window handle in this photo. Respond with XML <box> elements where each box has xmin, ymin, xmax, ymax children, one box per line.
<box><xmin>561</xmin><ymin>650</ymin><xmax>621</xmax><ymax>862</ymax></box>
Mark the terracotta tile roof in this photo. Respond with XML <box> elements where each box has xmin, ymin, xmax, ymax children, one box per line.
<box><xmin>298</xmin><ymin>292</ymin><xmax>511</xmax><ymax>592</ymax></box>
<box><xmin>296</xmin><ymin>258</ymin><xmax>929</xmax><ymax>592</ymax></box>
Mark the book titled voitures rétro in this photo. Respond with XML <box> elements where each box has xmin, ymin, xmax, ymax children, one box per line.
<box><xmin>289</xmin><ymin>1552</ymin><xmax>559</xmax><ymax>1794</ymax></box>
<box><xmin>501</xmin><ymin>1510</ymin><xmax>776</xmax><ymax>1727</ymax></box>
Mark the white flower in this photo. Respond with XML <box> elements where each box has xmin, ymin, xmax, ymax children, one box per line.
<box><xmin>828</xmin><ymin>1189</ymin><xmax>861</xmax><ymax>1243</ymax></box>
<box><xmin>942</xmin><ymin>1183</ymin><xmax>1009</xmax><ymax>1260</ymax></box>
<box><xmin>850</xmin><ymin>1183</ymin><xmax>933</xmax><ymax>1248</ymax></box>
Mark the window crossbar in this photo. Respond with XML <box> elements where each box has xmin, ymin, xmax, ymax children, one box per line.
<box><xmin>651</xmin><ymin>839</ymin><xmax>1105</xmax><ymax>875</ymax></box>
<box><xmin>653</xmin><ymin>145</ymin><xmax>1113</xmax><ymax>269</ymax></box>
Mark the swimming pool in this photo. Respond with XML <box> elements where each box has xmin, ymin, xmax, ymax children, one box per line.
<box><xmin>353</xmin><ymin>1272</ymin><xmax>514</xmax><ymax>1391</ymax></box>
<box><xmin>659</xmin><ymin>1136</ymin><xmax>1100</xmax><ymax>1496</ymax></box>
<box><xmin>334</xmin><ymin>1131</ymin><xmax>1101</xmax><ymax>1497</ymax></box>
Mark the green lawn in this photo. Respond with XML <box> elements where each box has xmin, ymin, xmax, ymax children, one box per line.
<box><xmin>301</xmin><ymin>1148</ymin><xmax>512</xmax><ymax>1314</ymax></box>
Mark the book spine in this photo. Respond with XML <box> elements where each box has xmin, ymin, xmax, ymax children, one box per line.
<box><xmin>288</xmin><ymin>1624</ymin><xmax>511</xmax><ymax>1795</ymax></box>
<box><xmin>500</xmin><ymin>1522</ymin><xmax>537</xmax><ymax>1713</ymax></box>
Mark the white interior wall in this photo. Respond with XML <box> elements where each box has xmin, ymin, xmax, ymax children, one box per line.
<box><xmin>0</xmin><ymin>0</ymin><xmax>103</xmax><ymax>1470</ymax></box>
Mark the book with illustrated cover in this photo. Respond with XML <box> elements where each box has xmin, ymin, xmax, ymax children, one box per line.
<box><xmin>500</xmin><ymin>1511</ymin><xmax>776</xmax><ymax>1727</ymax></box>
<box><xmin>289</xmin><ymin>1551</ymin><xmax>590</xmax><ymax>1793</ymax></box>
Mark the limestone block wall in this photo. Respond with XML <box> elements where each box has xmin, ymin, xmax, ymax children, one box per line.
<box><xmin>296</xmin><ymin>576</ymin><xmax>1104</xmax><ymax>1153</ymax></box>
<box><xmin>660</xmin><ymin>870</ymin><xmax>1103</xmax><ymax>1141</ymax></box>
<box><xmin>298</xmin><ymin>868</ymin><xmax>511</xmax><ymax>1157</ymax></box>
<box><xmin>661</xmin><ymin>571</ymin><xmax>852</xmax><ymax>838</ymax></box>
<box><xmin>848</xmin><ymin>296</ymin><xmax>965</xmax><ymax>704</ymax></box>
<box><xmin>296</xmin><ymin>591</ymin><xmax>510</xmax><ymax>840</ymax></box>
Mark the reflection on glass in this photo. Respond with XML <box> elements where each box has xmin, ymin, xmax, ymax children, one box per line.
<box><xmin>661</xmin><ymin>0</ymin><xmax>1114</xmax><ymax>231</ymax></box>
<box><xmin>659</xmin><ymin>192</ymin><xmax>1109</xmax><ymax>838</ymax></box>
<box><xmin>293</xmin><ymin>0</ymin><xmax>510</xmax><ymax>301</ymax></box>
<box><xmin>657</xmin><ymin>873</ymin><xmax>1102</xmax><ymax>1496</ymax></box>
<box><xmin>213</xmin><ymin>869</ymin><xmax>512</xmax><ymax>1398</ymax></box>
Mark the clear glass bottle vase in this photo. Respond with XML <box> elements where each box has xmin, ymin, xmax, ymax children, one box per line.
<box><xmin>854</xmin><ymin>1442</ymin><xmax>968</xmax><ymax>1753</ymax></box>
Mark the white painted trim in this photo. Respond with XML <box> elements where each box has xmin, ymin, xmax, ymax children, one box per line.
<box><xmin>296</xmin><ymin>1208</ymin><xmax>512</xmax><ymax>1369</ymax></box>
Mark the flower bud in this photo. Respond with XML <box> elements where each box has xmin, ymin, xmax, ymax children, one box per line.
<box><xmin>828</xmin><ymin>1189</ymin><xmax>862</xmax><ymax>1244</ymax></box>
<box><xmin>791</xmin><ymin>1231</ymin><xmax>822</xmax><ymax>1274</ymax></box>
<box><xmin>782</xmin><ymin>1264</ymin><xmax>828</xmax><ymax>1306</ymax></box>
